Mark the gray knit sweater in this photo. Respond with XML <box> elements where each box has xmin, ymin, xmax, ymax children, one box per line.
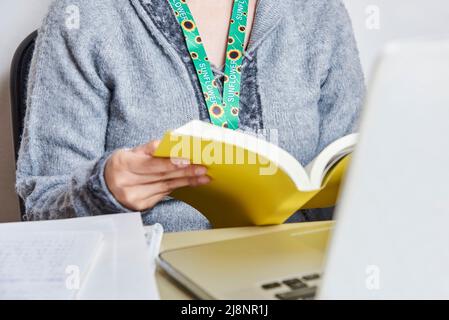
<box><xmin>16</xmin><ymin>0</ymin><xmax>365</xmax><ymax>232</ymax></box>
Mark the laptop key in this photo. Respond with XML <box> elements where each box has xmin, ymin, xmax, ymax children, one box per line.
<box><xmin>302</xmin><ymin>273</ymin><xmax>321</xmax><ymax>281</ymax></box>
<box><xmin>275</xmin><ymin>286</ymin><xmax>317</xmax><ymax>300</ymax></box>
<box><xmin>261</xmin><ymin>282</ymin><xmax>281</xmax><ymax>290</ymax></box>
<box><xmin>282</xmin><ymin>278</ymin><xmax>306</xmax><ymax>289</ymax></box>
<box><xmin>289</xmin><ymin>282</ymin><xmax>307</xmax><ymax>289</ymax></box>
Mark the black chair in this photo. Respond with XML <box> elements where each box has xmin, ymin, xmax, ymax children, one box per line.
<box><xmin>10</xmin><ymin>30</ymin><xmax>38</xmax><ymax>219</ymax></box>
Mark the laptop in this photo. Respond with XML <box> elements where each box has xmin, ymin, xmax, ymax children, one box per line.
<box><xmin>158</xmin><ymin>40</ymin><xmax>449</xmax><ymax>299</ymax></box>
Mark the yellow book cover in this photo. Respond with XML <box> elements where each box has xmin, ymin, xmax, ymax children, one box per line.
<box><xmin>154</xmin><ymin>121</ymin><xmax>356</xmax><ymax>228</ymax></box>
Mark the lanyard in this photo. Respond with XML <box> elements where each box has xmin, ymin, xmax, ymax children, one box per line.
<box><xmin>168</xmin><ymin>0</ymin><xmax>249</xmax><ymax>130</ymax></box>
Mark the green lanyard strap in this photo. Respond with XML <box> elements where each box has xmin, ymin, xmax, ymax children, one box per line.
<box><xmin>168</xmin><ymin>0</ymin><xmax>249</xmax><ymax>130</ymax></box>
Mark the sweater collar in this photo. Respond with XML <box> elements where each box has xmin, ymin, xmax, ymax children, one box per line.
<box><xmin>132</xmin><ymin>0</ymin><xmax>285</xmax><ymax>58</ymax></box>
<box><xmin>247</xmin><ymin>0</ymin><xmax>286</xmax><ymax>54</ymax></box>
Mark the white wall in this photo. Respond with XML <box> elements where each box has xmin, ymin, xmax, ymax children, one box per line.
<box><xmin>0</xmin><ymin>0</ymin><xmax>448</xmax><ymax>222</ymax></box>
<box><xmin>343</xmin><ymin>0</ymin><xmax>449</xmax><ymax>77</ymax></box>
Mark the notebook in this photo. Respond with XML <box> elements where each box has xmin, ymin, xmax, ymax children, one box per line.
<box><xmin>0</xmin><ymin>213</ymin><xmax>159</xmax><ymax>300</ymax></box>
<box><xmin>155</xmin><ymin>120</ymin><xmax>356</xmax><ymax>227</ymax></box>
<box><xmin>0</xmin><ymin>231</ymin><xmax>103</xmax><ymax>300</ymax></box>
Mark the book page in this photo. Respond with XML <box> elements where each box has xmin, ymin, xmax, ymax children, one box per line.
<box><xmin>173</xmin><ymin>120</ymin><xmax>313</xmax><ymax>190</ymax></box>
<box><xmin>307</xmin><ymin>134</ymin><xmax>358</xmax><ymax>189</ymax></box>
<box><xmin>0</xmin><ymin>231</ymin><xmax>103</xmax><ymax>300</ymax></box>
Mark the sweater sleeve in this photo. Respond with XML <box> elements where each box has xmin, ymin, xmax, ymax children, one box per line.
<box><xmin>316</xmin><ymin>0</ymin><xmax>366</xmax><ymax>153</ymax></box>
<box><xmin>16</xmin><ymin>1</ymin><xmax>132</xmax><ymax>220</ymax></box>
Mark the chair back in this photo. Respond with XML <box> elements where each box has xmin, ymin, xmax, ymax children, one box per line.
<box><xmin>10</xmin><ymin>31</ymin><xmax>38</xmax><ymax>219</ymax></box>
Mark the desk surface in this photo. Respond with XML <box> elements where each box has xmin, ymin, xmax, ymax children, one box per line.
<box><xmin>155</xmin><ymin>221</ymin><xmax>333</xmax><ymax>300</ymax></box>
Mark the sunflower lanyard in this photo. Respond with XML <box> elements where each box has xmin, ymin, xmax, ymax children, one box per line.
<box><xmin>168</xmin><ymin>0</ymin><xmax>249</xmax><ymax>130</ymax></box>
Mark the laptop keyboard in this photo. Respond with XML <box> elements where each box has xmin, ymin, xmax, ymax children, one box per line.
<box><xmin>261</xmin><ymin>273</ymin><xmax>321</xmax><ymax>300</ymax></box>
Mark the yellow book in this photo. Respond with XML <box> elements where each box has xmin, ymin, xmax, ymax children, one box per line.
<box><xmin>154</xmin><ymin>121</ymin><xmax>356</xmax><ymax>228</ymax></box>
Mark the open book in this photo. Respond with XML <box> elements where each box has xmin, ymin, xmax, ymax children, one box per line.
<box><xmin>155</xmin><ymin>121</ymin><xmax>357</xmax><ymax>227</ymax></box>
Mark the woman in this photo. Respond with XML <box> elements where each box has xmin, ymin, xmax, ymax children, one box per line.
<box><xmin>16</xmin><ymin>0</ymin><xmax>365</xmax><ymax>232</ymax></box>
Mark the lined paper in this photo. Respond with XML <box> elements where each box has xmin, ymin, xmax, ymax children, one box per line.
<box><xmin>0</xmin><ymin>231</ymin><xmax>103</xmax><ymax>299</ymax></box>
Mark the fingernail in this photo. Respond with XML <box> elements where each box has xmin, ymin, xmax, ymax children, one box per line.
<box><xmin>173</xmin><ymin>158</ymin><xmax>190</xmax><ymax>168</ymax></box>
<box><xmin>197</xmin><ymin>176</ymin><xmax>211</xmax><ymax>185</ymax></box>
<box><xmin>195</xmin><ymin>167</ymin><xmax>207</xmax><ymax>176</ymax></box>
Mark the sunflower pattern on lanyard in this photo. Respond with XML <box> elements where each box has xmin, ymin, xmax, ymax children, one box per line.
<box><xmin>168</xmin><ymin>0</ymin><xmax>249</xmax><ymax>130</ymax></box>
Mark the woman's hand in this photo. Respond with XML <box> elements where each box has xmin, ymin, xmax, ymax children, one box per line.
<box><xmin>104</xmin><ymin>140</ymin><xmax>210</xmax><ymax>211</ymax></box>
